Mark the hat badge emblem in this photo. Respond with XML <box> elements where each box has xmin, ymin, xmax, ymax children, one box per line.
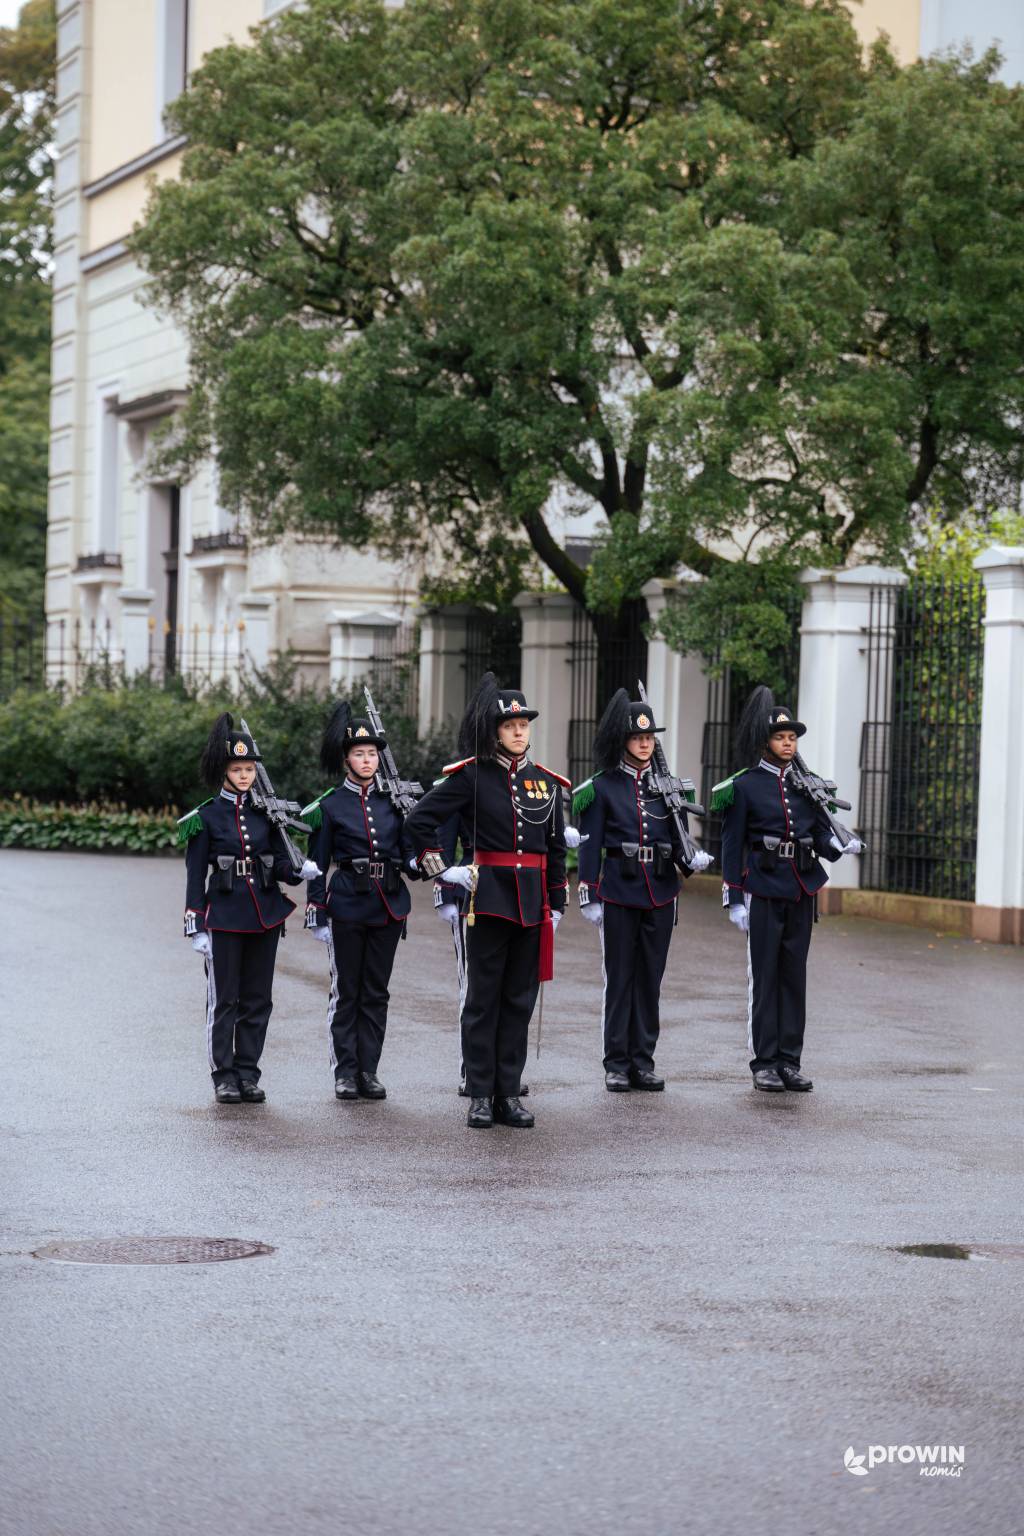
<box><xmin>636</xmin><ymin>712</ymin><xmax>651</xmax><ymax>729</ymax></box>
<box><xmin>233</xmin><ymin>741</ymin><xmax>248</xmax><ymax>756</ymax></box>
<box><xmin>355</xmin><ymin>725</ymin><xmax>369</xmax><ymax>737</ymax></box>
<box><xmin>777</xmin><ymin>712</ymin><xmax>789</xmax><ymax>722</ymax></box>
<box><xmin>509</xmin><ymin>699</ymin><xmax>521</xmax><ymax>713</ymax></box>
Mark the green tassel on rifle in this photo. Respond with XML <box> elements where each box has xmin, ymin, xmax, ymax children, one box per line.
<box><xmin>175</xmin><ymin>798</ymin><xmax>213</xmax><ymax>844</ymax></box>
<box><xmin>571</xmin><ymin>771</ymin><xmax>603</xmax><ymax>818</ymax></box>
<box><xmin>709</xmin><ymin>769</ymin><xmax>748</xmax><ymax>814</ymax></box>
<box><xmin>300</xmin><ymin>787</ymin><xmax>335</xmax><ymax>833</ymax></box>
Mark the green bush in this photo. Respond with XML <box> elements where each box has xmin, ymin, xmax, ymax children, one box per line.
<box><xmin>0</xmin><ymin>660</ymin><xmax>453</xmax><ymax>811</ymax></box>
<box><xmin>0</xmin><ymin>799</ymin><xmax>179</xmax><ymax>852</ymax></box>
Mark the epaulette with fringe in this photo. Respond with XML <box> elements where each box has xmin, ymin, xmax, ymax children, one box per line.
<box><xmin>536</xmin><ymin>763</ymin><xmax>571</xmax><ymax>791</ymax></box>
<box><xmin>442</xmin><ymin>756</ymin><xmax>476</xmax><ymax>775</ymax></box>
<box><xmin>709</xmin><ymin>769</ymin><xmax>749</xmax><ymax>813</ymax></box>
<box><xmin>300</xmin><ymin>788</ymin><xmax>336</xmax><ymax>833</ymax></box>
<box><xmin>571</xmin><ymin>771</ymin><xmax>603</xmax><ymax>817</ymax></box>
<box><xmin>176</xmin><ymin>798</ymin><xmax>213</xmax><ymax>845</ymax></box>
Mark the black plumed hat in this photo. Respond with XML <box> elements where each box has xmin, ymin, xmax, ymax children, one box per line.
<box><xmin>734</xmin><ymin>685</ymin><xmax>806</xmax><ymax>769</ymax></box>
<box><xmin>458</xmin><ymin>671</ymin><xmax>501</xmax><ymax>760</ymax></box>
<box><xmin>199</xmin><ymin>711</ymin><xmax>261</xmax><ymax>788</ymax></box>
<box><xmin>320</xmin><ymin>701</ymin><xmax>352</xmax><ymax>776</ymax></box>
<box><xmin>593</xmin><ymin>688</ymin><xmax>631</xmax><ymax>771</ymax></box>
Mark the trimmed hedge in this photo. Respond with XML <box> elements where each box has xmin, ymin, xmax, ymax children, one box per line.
<box><xmin>0</xmin><ymin>798</ymin><xmax>179</xmax><ymax>853</ymax></box>
<box><xmin>0</xmin><ymin>661</ymin><xmax>452</xmax><ymax>811</ymax></box>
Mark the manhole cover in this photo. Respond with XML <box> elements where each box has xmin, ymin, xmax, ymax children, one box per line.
<box><xmin>894</xmin><ymin>1243</ymin><xmax>1024</xmax><ymax>1263</ymax></box>
<box><xmin>32</xmin><ymin>1237</ymin><xmax>274</xmax><ymax>1266</ymax></box>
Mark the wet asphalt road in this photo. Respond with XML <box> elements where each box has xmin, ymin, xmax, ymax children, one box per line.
<box><xmin>1</xmin><ymin>849</ymin><xmax>1022</xmax><ymax>1536</ymax></box>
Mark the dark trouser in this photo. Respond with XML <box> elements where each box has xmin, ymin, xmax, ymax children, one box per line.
<box><xmin>747</xmin><ymin>895</ymin><xmax>814</xmax><ymax>1073</ymax></box>
<box><xmin>327</xmin><ymin>918</ymin><xmax>404</xmax><ymax>1078</ymax></box>
<box><xmin>601</xmin><ymin>900</ymin><xmax>675</xmax><ymax>1074</ymax></box>
<box><xmin>205</xmin><ymin>927</ymin><xmax>281</xmax><ymax>1085</ymax></box>
<box><xmin>461</xmin><ymin>916</ymin><xmax>540</xmax><ymax>1098</ymax></box>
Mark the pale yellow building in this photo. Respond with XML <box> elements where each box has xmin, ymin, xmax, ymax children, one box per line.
<box><xmin>47</xmin><ymin>0</ymin><xmax>1023</xmax><ymax>684</ymax></box>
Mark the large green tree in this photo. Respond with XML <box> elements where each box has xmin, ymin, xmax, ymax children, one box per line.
<box><xmin>0</xmin><ymin>0</ymin><xmax>54</xmax><ymax>620</ymax></box>
<box><xmin>133</xmin><ymin>0</ymin><xmax>1024</xmax><ymax>623</ymax></box>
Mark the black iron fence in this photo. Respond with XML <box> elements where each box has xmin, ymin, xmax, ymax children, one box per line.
<box><xmin>0</xmin><ymin>613</ymin><xmax>255</xmax><ymax>697</ymax></box>
<box><xmin>567</xmin><ymin>598</ymin><xmax>649</xmax><ymax>788</ymax></box>
<box><xmin>859</xmin><ymin>576</ymin><xmax>984</xmax><ymax>902</ymax></box>
<box><xmin>463</xmin><ymin>608</ymin><xmax>522</xmax><ymax>702</ymax></box>
<box><xmin>698</xmin><ymin>591</ymin><xmax>804</xmax><ymax>865</ymax></box>
<box><xmin>367</xmin><ymin>621</ymin><xmax>420</xmax><ymax>719</ymax></box>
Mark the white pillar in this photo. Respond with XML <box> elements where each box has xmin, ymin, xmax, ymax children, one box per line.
<box><xmin>514</xmin><ymin>592</ymin><xmax>575</xmax><ymax>769</ymax></box>
<box><xmin>117</xmin><ymin>588</ymin><xmax>155</xmax><ymax>676</ymax></box>
<box><xmin>327</xmin><ymin>610</ymin><xmax>397</xmax><ymax>691</ymax></box>
<box><xmin>417</xmin><ymin>604</ymin><xmax>471</xmax><ymax>735</ymax></box>
<box><xmin>973</xmin><ymin>546</ymin><xmax>1024</xmax><ymax>942</ymax></box>
<box><xmin>239</xmin><ymin>593</ymin><xmax>274</xmax><ymax>673</ymax></box>
<box><xmin>798</xmin><ymin>565</ymin><xmax>906</xmax><ymax>889</ymax></box>
<box><xmin>642</xmin><ymin>577</ymin><xmax>708</xmax><ymax>794</ymax></box>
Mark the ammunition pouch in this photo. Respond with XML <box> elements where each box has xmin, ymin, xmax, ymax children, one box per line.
<box><xmin>653</xmin><ymin>841</ymin><xmax>675</xmax><ymax>878</ymax></box>
<box><xmin>215</xmin><ymin>855</ymin><xmax>235</xmax><ymax>893</ymax></box>
<box><xmin>257</xmin><ymin>853</ymin><xmax>276</xmax><ymax>891</ymax></box>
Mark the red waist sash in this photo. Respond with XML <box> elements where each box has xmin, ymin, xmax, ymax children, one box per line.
<box><xmin>472</xmin><ymin>851</ymin><xmax>553</xmax><ymax>981</ymax></box>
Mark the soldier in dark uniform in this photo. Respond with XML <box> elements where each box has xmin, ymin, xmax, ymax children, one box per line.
<box><xmin>716</xmin><ymin>687</ymin><xmax>863</xmax><ymax>1092</ymax></box>
<box><xmin>302</xmin><ymin>702</ymin><xmax>416</xmax><ymax>1102</ymax></box>
<box><xmin>179</xmin><ymin>713</ymin><xmax>320</xmax><ymax>1104</ymax></box>
<box><xmin>407</xmin><ymin>673</ymin><xmax>568</xmax><ymax>1130</ymax></box>
<box><xmin>573</xmin><ymin>689</ymin><xmax>712</xmax><ymax>1093</ymax></box>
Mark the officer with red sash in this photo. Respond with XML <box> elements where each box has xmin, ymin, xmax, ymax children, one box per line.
<box><xmin>406</xmin><ymin>673</ymin><xmax>568</xmax><ymax>1129</ymax></box>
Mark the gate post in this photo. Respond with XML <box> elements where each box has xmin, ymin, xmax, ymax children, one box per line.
<box><xmin>417</xmin><ymin>604</ymin><xmax>472</xmax><ymax>736</ymax></box>
<box><xmin>513</xmin><ymin>592</ymin><xmax>575</xmax><ymax>769</ymax></box>
<box><xmin>973</xmin><ymin>546</ymin><xmax>1024</xmax><ymax>943</ymax></box>
<box><xmin>798</xmin><ymin>566</ymin><xmax>906</xmax><ymax>892</ymax></box>
<box><xmin>642</xmin><ymin>577</ymin><xmax>708</xmax><ymax>783</ymax></box>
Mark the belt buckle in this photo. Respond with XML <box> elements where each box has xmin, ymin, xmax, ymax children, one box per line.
<box><xmin>638</xmin><ymin>845</ymin><xmax>654</xmax><ymax>864</ymax></box>
<box><xmin>236</xmin><ymin>857</ymin><xmax>249</xmax><ymax>877</ymax></box>
<box><xmin>369</xmin><ymin>861</ymin><xmax>385</xmax><ymax>880</ymax></box>
<box><xmin>779</xmin><ymin>840</ymin><xmax>795</xmax><ymax>860</ymax></box>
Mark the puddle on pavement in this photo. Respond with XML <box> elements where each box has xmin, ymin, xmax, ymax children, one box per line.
<box><xmin>893</xmin><ymin>1242</ymin><xmax>1024</xmax><ymax>1263</ymax></box>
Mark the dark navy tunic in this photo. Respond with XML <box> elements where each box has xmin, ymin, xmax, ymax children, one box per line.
<box><xmin>183</xmin><ymin>788</ymin><xmax>299</xmax><ymax>934</ymax></box>
<box><xmin>720</xmin><ymin>759</ymin><xmax>840</xmax><ymax>905</ymax></box>
<box><xmin>407</xmin><ymin>753</ymin><xmax>568</xmax><ymax>925</ymax></box>
<box><xmin>576</xmin><ymin>763</ymin><xmax>689</xmax><ymax>909</ymax></box>
<box><xmin>304</xmin><ymin>778</ymin><xmax>413</xmax><ymax>927</ymax></box>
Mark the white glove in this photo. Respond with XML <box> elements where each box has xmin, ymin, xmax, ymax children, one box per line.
<box><xmin>830</xmin><ymin>834</ymin><xmax>864</xmax><ymax>856</ymax></box>
<box><xmin>299</xmin><ymin>858</ymin><xmax>322</xmax><ymax>880</ymax></box>
<box><xmin>191</xmin><ymin>932</ymin><xmax>212</xmax><ymax>957</ymax></box>
<box><xmin>728</xmin><ymin>905</ymin><xmax>749</xmax><ymax>934</ymax></box>
<box><xmin>581</xmin><ymin>902</ymin><xmax>604</xmax><ymax>926</ymax></box>
<box><xmin>442</xmin><ymin>865</ymin><xmax>475</xmax><ymax>891</ymax></box>
<box><xmin>564</xmin><ymin>827</ymin><xmax>589</xmax><ymax>850</ymax></box>
<box><xmin>551</xmin><ymin>910</ymin><xmax>562</xmax><ymax>931</ymax></box>
<box><xmin>687</xmin><ymin>850</ymin><xmax>713</xmax><ymax>873</ymax></box>
<box><xmin>311</xmin><ymin>923</ymin><xmax>332</xmax><ymax>944</ymax></box>
<box><xmin>437</xmin><ymin>902</ymin><xmax>460</xmax><ymax>926</ymax></box>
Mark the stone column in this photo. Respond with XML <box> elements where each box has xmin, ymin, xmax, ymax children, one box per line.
<box><xmin>972</xmin><ymin>546</ymin><xmax>1024</xmax><ymax>943</ymax></box>
<box><xmin>327</xmin><ymin>611</ymin><xmax>397</xmax><ymax>691</ymax></box>
<box><xmin>417</xmin><ymin>604</ymin><xmax>472</xmax><ymax>735</ymax></box>
<box><xmin>798</xmin><ymin>565</ymin><xmax>907</xmax><ymax>890</ymax></box>
<box><xmin>239</xmin><ymin>593</ymin><xmax>274</xmax><ymax>674</ymax></box>
<box><xmin>642</xmin><ymin>577</ymin><xmax>708</xmax><ymax>790</ymax></box>
<box><xmin>513</xmin><ymin>592</ymin><xmax>576</xmax><ymax>768</ymax></box>
<box><xmin>117</xmin><ymin>588</ymin><xmax>155</xmax><ymax>676</ymax></box>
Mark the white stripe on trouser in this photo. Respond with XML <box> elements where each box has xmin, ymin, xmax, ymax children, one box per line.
<box><xmin>325</xmin><ymin>926</ymin><xmax>340</xmax><ymax>1072</ymax></box>
<box><xmin>452</xmin><ymin>915</ymin><xmax>468</xmax><ymax>1072</ymax></box>
<box><xmin>204</xmin><ymin>941</ymin><xmax>218</xmax><ymax>1071</ymax></box>
<box><xmin>598</xmin><ymin>914</ymin><xmax>609</xmax><ymax>1042</ymax></box>
<box><xmin>744</xmin><ymin>894</ymin><xmax>754</xmax><ymax>1057</ymax></box>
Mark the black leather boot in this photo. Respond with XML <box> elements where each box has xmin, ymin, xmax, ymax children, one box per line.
<box><xmin>777</xmin><ymin>1064</ymin><xmax>813</xmax><ymax>1091</ymax></box>
<box><xmin>752</xmin><ymin>1067</ymin><xmax>786</xmax><ymax>1092</ymax></box>
<box><xmin>467</xmin><ymin>1097</ymin><xmax>494</xmax><ymax>1128</ymax></box>
<box><xmin>493</xmin><ymin>1096</ymin><xmax>535</xmax><ymax>1128</ymax></box>
<box><xmin>214</xmin><ymin>1080</ymin><xmax>241</xmax><ymax>1104</ymax></box>
<box><xmin>335</xmin><ymin>1076</ymin><xmax>359</xmax><ymax>1100</ymax></box>
<box><xmin>358</xmin><ymin>1072</ymin><xmax>387</xmax><ymax>1100</ymax></box>
<box><xmin>239</xmin><ymin>1081</ymin><xmax>266</xmax><ymax>1103</ymax></box>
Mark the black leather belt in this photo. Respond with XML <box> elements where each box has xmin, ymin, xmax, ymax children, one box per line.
<box><xmin>605</xmin><ymin>845</ymin><xmax>656</xmax><ymax>864</ymax></box>
<box><xmin>755</xmin><ymin>839</ymin><xmax>796</xmax><ymax>860</ymax></box>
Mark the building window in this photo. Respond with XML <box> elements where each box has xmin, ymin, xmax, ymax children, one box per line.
<box><xmin>95</xmin><ymin>389</ymin><xmax>121</xmax><ymax>553</ymax></box>
<box><xmin>157</xmin><ymin>0</ymin><xmax>191</xmax><ymax>132</ymax></box>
